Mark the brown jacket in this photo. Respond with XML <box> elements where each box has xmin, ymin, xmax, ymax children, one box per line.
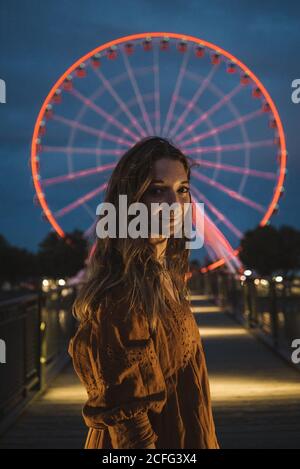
<box><xmin>68</xmin><ymin>293</ymin><xmax>219</xmax><ymax>449</ymax></box>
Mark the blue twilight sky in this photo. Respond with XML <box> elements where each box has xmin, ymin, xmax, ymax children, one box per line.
<box><xmin>0</xmin><ymin>0</ymin><xmax>299</xmax><ymax>252</ymax></box>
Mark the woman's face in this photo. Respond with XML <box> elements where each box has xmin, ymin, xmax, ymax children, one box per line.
<box><xmin>140</xmin><ymin>158</ymin><xmax>190</xmax><ymax>238</ymax></box>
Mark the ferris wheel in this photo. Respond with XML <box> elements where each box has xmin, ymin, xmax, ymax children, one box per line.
<box><xmin>31</xmin><ymin>32</ymin><xmax>287</xmax><ymax>273</ymax></box>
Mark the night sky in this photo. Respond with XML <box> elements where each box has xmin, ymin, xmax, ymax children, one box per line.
<box><xmin>0</xmin><ymin>0</ymin><xmax>299</xmax><ymax>253</ymax></box>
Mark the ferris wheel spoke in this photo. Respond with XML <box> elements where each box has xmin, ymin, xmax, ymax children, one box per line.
<box><xmin>84</xmin><ymin>218</ymin><xmax>98</xmax><ymax>239</ymax></box>
<box><xmin>70</xmin><ymin>87</ymin><xmax>139</xmax><ymax>142</ymax></box>
<box><xmin>52</xmin><ymin>114</ymin><xmax>133</xmax><ymax>146</ymax></box>
<box><xmin>174</xmin><ymin>94</ymin><xmax>223</xmax><ymax>181</ymax></box>
<box><xmin>208</xmin><ymin>226</ymin><xmax>240</xmax><ymax>271</ymax></box>
<box><xmin>193</xmin><ymin>169</ymin><xmax>265</xmax><ymax>213</ymax></box>
<box><xmin>121</xmin><ymin>49</ymin><xmax>154</xmax><ymax>135</ymax></box>
<box><xmin>192</xmin><ymin>195</ymin><xmax>239</xmax><ymax>268</ymax></box>
<box><xmin>190</xmin><ymin>184</ymin><xmax>243</xmax><ymax>239</ymax></box>
<box><xmin>175</xmin><ymin>72</ymin><xmax>253</xmax><ymax>192</ymax></box>
<box><xmin>42</xmin><ymin>146</ymin><xmax>125</xmax><ymax>156</ymax></box>
<box><xmin>54</xmin><ymin>182</ymin><xmax>107</xmax><ymax>219</ymax></box>
<box><xmin>42</xmin><ymin>162</ymin><xmax>116</xmax><ymax>187</ymax></box>
<box><xmin>82</xmin><ymin>202</ymin><xmax>97</xmax><ymax>220</ymax></box>
<box><xmin>180</xmin><ymin>108</ymin><xmax>262</xmax><ymax>146</ymax></box>
<box><xmin>193</xmin><ymin>158</ymin><xmax>277</xmax><ymax>180</ymax></box>
<box><xmin>92</xmin><ymin>67</ymin><xmax>147</xmax><ymax>138</ymax></box>
<box><xmin>175</xmin><ymin>81</ymin><xmax>242</xmax><ymax>141</ymax></box>
<box><xmin>82</xmin><ymin>205</ymin><xmax>101</xmax><ymax>239</ymax></box>
<box><xmin>168</xmin><ymin>65</ymin><xmax>218</xmax><ymax>139</ymax></box>
<box><xmin>162</xmin><ymin>48</ymin><xmax>191</xmax><ymax>136</ymax></box>
<box><xmin>153</xmin><ymin>48</ymin><xmax>161</xmax><ymax>135</ymax></box>
<box><xmin>184</xmin><ymin>139</ymin><xmax>274</xmax><ymax>154</ymax></box>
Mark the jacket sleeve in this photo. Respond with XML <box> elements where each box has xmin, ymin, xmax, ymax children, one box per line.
<box><xmin>68</xmin><ymin>307</ymin><xmax>167</xmax><ymax>449</ymax></box>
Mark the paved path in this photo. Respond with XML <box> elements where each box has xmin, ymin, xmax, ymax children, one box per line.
<box><xmin>192</xmin><ymin>294</ymin><xmax>300</xmax><ymax>449</ymax></box>
<box><xmin>0</xmin><ymin>294</ymin><xmax>300</xmax><ymax>448</ymax></box>
<box><xmin>0</xmin><ymin>363</ymin><xmax>87</xmax><ymax>448</ymax></box>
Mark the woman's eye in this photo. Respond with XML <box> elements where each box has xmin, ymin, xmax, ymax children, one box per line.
<box><xmin>147</xmin><ymin>186</ymin><xmax>190</xmax><ymax>196</ymax></box>
<box><xmin>149</xmin><ymin>187</ymin><xmax>164</xmax><ymax>195</ymax></box>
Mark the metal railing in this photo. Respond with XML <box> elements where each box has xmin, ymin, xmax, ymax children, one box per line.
<box><xmin>188</xmin><ymin>270</ymin><xmax>300</xmax><ymax>361</ymax></box>
<box><xmin>0</xmin><ymin>286</ymin><xmax>78</xmax><ymax>434</ymax></box>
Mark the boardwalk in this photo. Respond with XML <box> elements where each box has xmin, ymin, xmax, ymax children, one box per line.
<box><xmin>0</xmin><ymin>295</ymin><xmax>300</xmax><ymax>449</ymax></box>
<box><xmin>193</xmin><ymin>295</ymin><xmax>300</xmax><ymax>449</ymax></box>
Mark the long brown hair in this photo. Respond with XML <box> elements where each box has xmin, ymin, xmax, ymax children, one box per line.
<box><xmin>72</xmin><ymin>136</ymin><xmax>194</xmax><ymax>335</ymax></box>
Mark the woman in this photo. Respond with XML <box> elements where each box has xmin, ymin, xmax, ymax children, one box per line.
<box><xmin>68</xmin><ymin>136</ymin><xmax>219</xmax><ymax>449</ymax></box>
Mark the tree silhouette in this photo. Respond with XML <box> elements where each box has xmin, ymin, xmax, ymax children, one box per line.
<box><xmin>238</xmin><ymin>224</ymin><xmax>300</xmax><ymax>346</ymax></box>
<box><xmin>37</xmin><ymin>230</ymin><xmax>88</xmax><ymax>279</ymax></box>
<box><xmin>239</xmin><ymin>225</ymin><xmax>281</xmax><ymax>277</ymax></box>
<box><xmin>0</xmin><ymin>234</ymin><xmax>37</xmax><ymax>284</ymax></box>
<box><xmin>278</xmin><ymin>225</ymin><xmax>300</xmax><ymax>281</ymax></box>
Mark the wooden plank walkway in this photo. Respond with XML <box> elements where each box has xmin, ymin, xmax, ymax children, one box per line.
<box><xmin>0</xmin><ymin>363</ymin><xmax>87</xmax><ymax>448</ymax></box>
<box><xmin>194</xmin><ymin>295</ymin><xmax>300</xmax><ymax>449</ymax></box>
<box><xmin>0</xmin><ymin>294</ymin><xmax>299</xmax><ymax>449</ymax></box>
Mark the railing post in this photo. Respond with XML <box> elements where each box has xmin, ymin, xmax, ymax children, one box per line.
<box><xmin>269</xmin><ymin>279</ymin><xmax>279</xmax><ymax>348</ymax></box>
<box><xmin>38</xmin><ymin>289</ymin><xmax>47</xmax><ymax>391</ymax></box>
